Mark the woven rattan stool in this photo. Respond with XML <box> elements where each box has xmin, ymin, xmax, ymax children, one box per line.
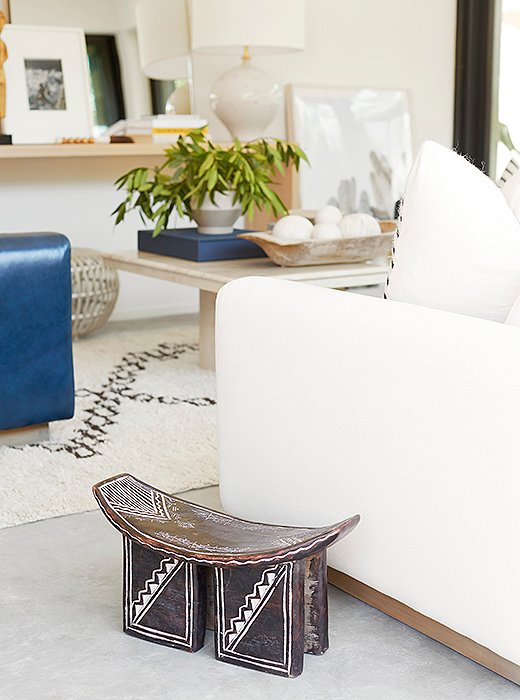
<box><xmin>93</xmin><ymin>473</ymin><xmax>360</xmax><ymax>678</ymax></box>
<box><xmin>71</xmin><ymin>248</ymin><xmax>119</xmax><ymax>337</ymax></box>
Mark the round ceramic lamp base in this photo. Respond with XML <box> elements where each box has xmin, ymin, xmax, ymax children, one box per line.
<box><xmin>209</xmin><ymin>58</ymin><xmax>281</xmax><ymax>141</ymax></box>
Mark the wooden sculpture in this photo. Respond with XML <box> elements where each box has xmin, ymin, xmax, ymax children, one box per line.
<box><xmin>0</xmin><ymin>11</ymin><xmax>7</xmax><ymax>131</ymax></box>
<box><xmin>93</xmin><ymin>473</ymin><xmax>360</xmax><ymax>678</ymax></box>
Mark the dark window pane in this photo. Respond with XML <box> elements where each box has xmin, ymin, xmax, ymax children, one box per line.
<box><xmin>86</xmin><ymin>34</ymin><xmax>126</xmax><ymax>131</ymax></box>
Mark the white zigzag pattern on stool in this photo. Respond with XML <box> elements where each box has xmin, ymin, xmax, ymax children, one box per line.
<box><xmin>225</xmin><ymin>566</ymin><xmax>284</xmax><ymax>651</ymax></box>
<box><xmin>133</xmin><ymin>557</ymin><xmax>184</xmax><ymax>623</ymax></box>
<box><xmin>99</xmin><ymin>476</ymin><xmax>171</xmax><ymax>521</ymax></box>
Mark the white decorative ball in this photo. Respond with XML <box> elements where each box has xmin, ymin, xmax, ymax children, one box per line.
<box><xmin>339</xmin><ymin>213</ymin><xmax>381</xmax><ymax>238</ymax></box>
<box><xmin>315</xmin><ymin>205</ymin><xmax>342</xmax><ymax>225</ymax></box>
<box><xmin>272</xmin><ymin>215</ymin><xmax>313</xmax><ymax>241</ymax></box>
<box><xmin>311</xmin><ymin>223</ymin><xmax>342</xmax><ymax>240</ymax></box>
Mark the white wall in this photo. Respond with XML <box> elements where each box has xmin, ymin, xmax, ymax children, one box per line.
<box><xmin>10</xmin><ymin>0</ymin><xmax>120</xmax><ymax>33</ymax></box>
<box><xmin>193</xmin><ymin>0</ymin><xmax>457</xmax><ymax>152</ymax></box>
<box><xmin>1</xmin><ymin>0</ymin><xmax>457</xmax><ymax>320</ymax></box>
<box><xmin>0</xmin><ymin>157</ymin><xmax>199</xmax><ymax>320</ymax></box>
<box><xmin>8</xmin><ymin>0</ymin><xmax>458</xmax><ymax>146</ymax></box>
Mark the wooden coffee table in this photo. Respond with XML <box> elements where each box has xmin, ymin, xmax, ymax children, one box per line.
<box><xmin>102</xmin><ymin>251</ymin><xmax>389</xmax><ymax>370</ymax></box>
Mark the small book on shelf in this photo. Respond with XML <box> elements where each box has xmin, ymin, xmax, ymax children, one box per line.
<box><xmin>151</xmin><ymin>115</ymin><xmax>209</xmax><ymax>144</ymax></box>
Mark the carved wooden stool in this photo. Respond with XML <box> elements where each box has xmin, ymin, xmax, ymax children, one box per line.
<box><xmin>93</xmin><ymin>473</ymin><xmax>360</xmax><ymax>678</ymax></box>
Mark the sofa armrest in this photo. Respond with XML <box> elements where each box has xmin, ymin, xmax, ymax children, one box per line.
<box><xmin>216</xmin><ymin>276</ymin><xmax>520</xmax><ymax>664</ymax></box>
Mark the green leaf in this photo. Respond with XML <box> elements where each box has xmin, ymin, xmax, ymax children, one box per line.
<box><xmin>198</xmin><ymin>153</ymin><xmax>214</xmax><ymax>176</ymax></box>
<box><xmin>112</xmin><ymin>203</ymin><xmax>127</xmax><ymax>224</ymax></box>
<box><xmin>207</xmin><ymin>167</ymin><xmax>218</xmax><ymax>191</ymax></box>
<box><xmin>175</xmin><ymin>196</ymin><xmax>185</xmax><ymax>217</ymax></box>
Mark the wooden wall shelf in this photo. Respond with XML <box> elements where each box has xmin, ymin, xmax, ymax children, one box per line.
<box><xmin>0</xmin><ymin>143</ymin><xmax>168</xmax><ymax>160</ymax></box>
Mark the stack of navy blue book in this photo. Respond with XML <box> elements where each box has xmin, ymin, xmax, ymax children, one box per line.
<box><xmin>138</xmin><ymin>228</ymin><xmax>266</xmax><ymax>263</ymax></box>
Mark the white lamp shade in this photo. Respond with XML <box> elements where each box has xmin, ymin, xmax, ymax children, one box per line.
<box><xmin>136</xmin><ymin>0</ymin><xmax>190</xmax><ymax>79</ymax></box>
<box><xmin>190</xmin><ymin>0</ymin><xmax>305</xmax><ymax>54</ymax></box>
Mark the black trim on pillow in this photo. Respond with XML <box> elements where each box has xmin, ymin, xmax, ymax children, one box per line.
<box><xmin>384</xmin><ymin>199</ymin><xmax>402</xmax><ymax>298</ymax></box>
<box><xmin>498</xmin><ymin>154</ymin><xmax>520</xmax><ymax>187</ymax></box>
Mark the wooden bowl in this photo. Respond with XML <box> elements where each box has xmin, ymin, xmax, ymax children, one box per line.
<box><xmin>239</xmin><ymin>220</ymin><xmax>396</xmax><ymax>267</ymax></box>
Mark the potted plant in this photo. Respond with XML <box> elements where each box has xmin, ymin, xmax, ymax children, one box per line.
<box><xmin>112</xmin><ymin>129</ymin><xmax>308</xmax><ymax>235</ymax></box>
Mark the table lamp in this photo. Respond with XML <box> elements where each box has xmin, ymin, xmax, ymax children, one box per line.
<box><xmin>190</xmin><ymin>0</ymin><xmax>305</xmax><ymax>140</ymax></box>
<box><xmin>135</xmin><ymin>0</ymin><xmax>193</xmax><ymax>114</ymax></box>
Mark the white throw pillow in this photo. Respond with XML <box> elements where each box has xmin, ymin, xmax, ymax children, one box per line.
<box><xmin>386</xmin><ymin>141</ymin><xmax>520</xmax><ymax>322</ymax></box>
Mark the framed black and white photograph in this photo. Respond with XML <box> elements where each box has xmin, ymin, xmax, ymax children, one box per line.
<box><xmin>2</xmin><ymin>25</ymin><xmax>93</xmax><ymax>143</ymax></box>
<box><xmin>287</xmin><ymin>85</ymin><xmax>413</xmax><ymax>219</ymax></box>
<box><xmin>24</xmin><ymin>58</ymin><xmax>67</xmax><ymax>111</ymax></box>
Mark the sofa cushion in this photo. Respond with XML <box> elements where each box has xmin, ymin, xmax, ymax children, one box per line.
<box><xmin>386</xmin><ymin>141</ymin><xmax>520</xmax><ymax>322</ymax></box>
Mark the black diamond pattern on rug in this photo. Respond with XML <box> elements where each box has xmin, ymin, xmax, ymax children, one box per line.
<box><xmin>12</xmin><ymin>342</ymin><xmax>215</xmax><ymax>459</ymax></box>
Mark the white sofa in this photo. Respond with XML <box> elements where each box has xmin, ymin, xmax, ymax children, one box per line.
<box><xmin>215</xmin><ymin>276</ymin><xmax>520</xmax><ymax>684</ymax></box>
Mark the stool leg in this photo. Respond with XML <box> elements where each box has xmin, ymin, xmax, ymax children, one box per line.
<box><xmin>123</xmin><ymin>537</ymin><xmax>206</xmax><ymax>652</ymax></box>
<box><xmin>304</xmin><ymin>551</ymin><xmax>329</xmax><ymax>655</ymax></box>
<box><xmin>214</xmin><ymin>561</ymin><xmax>305</xmax><ymax>677</ymax></box>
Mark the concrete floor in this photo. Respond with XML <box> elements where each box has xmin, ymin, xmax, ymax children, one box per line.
<box><xmin>1</xmin><ymin>490</ymin><xmax>519</xmax><ymax>700</ymax></box>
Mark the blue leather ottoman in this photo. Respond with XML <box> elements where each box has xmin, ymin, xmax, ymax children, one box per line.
<box><xmin>0</xmin><ymin>233</ymin><xmax>75</xmax><ymax>432</ymax></box>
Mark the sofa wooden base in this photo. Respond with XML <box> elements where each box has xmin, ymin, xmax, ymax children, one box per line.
<box><xmin>0</xmin><ymin>422</ymin><xmax>49</xmax><ymax>446</ymax></box>
<box><xmin>328</xmin><ymin>568</ymin><xmax>520</xmax><ymax>686</ymax></box>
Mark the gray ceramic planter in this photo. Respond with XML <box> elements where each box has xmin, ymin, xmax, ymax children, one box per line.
<box><xmin>191</xmin><ymin>192</ymin><xmax>241</xmax><ymax>234</ymax></box>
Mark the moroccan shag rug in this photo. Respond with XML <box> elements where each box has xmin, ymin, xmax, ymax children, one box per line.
<box><xmin>0</xmin><ymin>319</ymin><xmax>218</xmax><ymax>529</ymax></box>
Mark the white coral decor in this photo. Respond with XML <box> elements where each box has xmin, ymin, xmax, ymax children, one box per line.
<box><xmin>314</xmin><ymin>205</ymin><xmax>342</xmax><ymax>225</ymax></box>
<box><xmin>339</xmin><ymin>213</ymin><xmax>381</xmax><ymax>237</ymax></box>
<box><xmin>271</xmin><ymin>215</ymin><xmax>313</xmax><ymax>241</ymax></box>
<box><xmin>311</xmin><ymin>223</ymin><xmax>342</xmax><ymax>240</ymax></box>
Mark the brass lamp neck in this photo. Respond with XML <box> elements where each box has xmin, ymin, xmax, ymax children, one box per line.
<box><xmin>242</xmin><ymin>45</ymin><xmax>251</xmax><ymax>62</ymax></box>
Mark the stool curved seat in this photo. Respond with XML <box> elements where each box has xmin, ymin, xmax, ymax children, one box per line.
<box><xmin>93</xmin><ymin>473</ymin><xmax>360</xmax><ymax>567</ymax></box>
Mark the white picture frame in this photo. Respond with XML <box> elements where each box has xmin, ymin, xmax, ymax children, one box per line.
<box><xmin>3</xmin><ymin>24</ymin><xmax>93</xmax><ymax>144</ymax></box>
<box><xmin>287</xmin><ymin>85</ymin><xmax>413</xmax><ymax>218</ymax></box>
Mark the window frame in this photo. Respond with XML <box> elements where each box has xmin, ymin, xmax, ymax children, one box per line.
<box><xmin>453</xmin><ymin>0</ymin><xmax>502</xmax><ymax>175</ymax></box>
